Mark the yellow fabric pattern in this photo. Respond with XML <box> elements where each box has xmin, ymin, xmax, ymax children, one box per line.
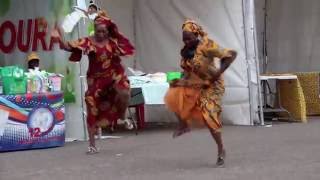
<box><xmin>182</xmin><ymin>19</ymin><xmax>206</xmax><ymax>37</ymax></box>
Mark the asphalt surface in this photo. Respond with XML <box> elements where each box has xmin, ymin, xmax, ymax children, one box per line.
<box><xmin>1</xmin><ymin>120</ymin><xmax>320</xmax><ymax>180</ymax></box>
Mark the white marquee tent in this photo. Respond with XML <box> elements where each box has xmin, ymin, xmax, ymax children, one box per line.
<box><xmin>95</xmin><ymin>0</ymin><xmax>261</xmax><ymax>130</ymax></box>
<box><xmin>8</xmin><ymin>0</ymin><xmax>318</xmax><ymax>140</ymax></box>
<box><xmin>255</xmin><ymin>0</ymin><xmax>320</xmax><ymax>73</ymax></box>
<box><xmin>0</xmin><ymin>0</ymin><xmax>262</xmax><ymax>141</ymax></box>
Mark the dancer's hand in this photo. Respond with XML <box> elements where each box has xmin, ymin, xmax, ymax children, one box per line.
<box><xmin>224</xmin><ymin>50</ymin><xmax>237</xmax><ymax>59</ymax></box>
<box><xmin>170</xmin><ymin>79</ymin><xmax>186</xmax><ymax>87</ymax></box>
<box><xmin>50</xmin><ymin>24</ymin><xmax>73</xmax><ymax>51</ymax></box>
<box><xmin>169</xmin><ymin>79</ymin><xmax>179</xmax><ymax>87</ymax></box>
<box><xmin>210</xmin><ymin>49</ymin><xmax>237</xmax><ymax>82</ymax></box>
<box><xmin>51</xmin><ymin>26</ymin><xmax>62</xmax><ymax>41</ymax></box>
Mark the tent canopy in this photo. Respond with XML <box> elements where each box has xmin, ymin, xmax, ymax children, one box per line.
<box><xmin>255</xmin><ymin>0</ymin><xmax>320</xmax><ymax>73</ymax></box>
<box><xmin>98</xmin><ymin>0</ymin><xmax>258</xmax><ymax>126</ymax></box>
<box><xmin>1</xmin><ymin>0</ymin><xmax>263</xmax><ymax>140</ymax></box>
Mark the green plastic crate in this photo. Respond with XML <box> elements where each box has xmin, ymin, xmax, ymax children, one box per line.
<box><xmin>166</xmin><ymin>72</ymin><xmax>182</xmax><ymax>82</ymax></box>
<box><xmin>1</xmin><ymin>66</ymin><xmax>27</xmax><ymax>95</ymax></box>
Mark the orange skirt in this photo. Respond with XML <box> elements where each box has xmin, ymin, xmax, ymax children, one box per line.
<box><xmin>164</xmin><ymin>87</ymin><xmax>222</xmax><ymax>131</ymax></box>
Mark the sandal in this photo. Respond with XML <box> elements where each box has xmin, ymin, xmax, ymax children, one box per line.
<box><xmin>216</xmin><ymin>149</ymin><xmax>226</xmax><ymax>167</ymax></box>
<box><xmin>124</xmin><ymin>119</ymin><xmax>134</xmax><ymax>130</ymax></box>
<box><xmin>86</xmin><ymin>146</ymin><xmax>100</xmax><ymax>155</ymax></box>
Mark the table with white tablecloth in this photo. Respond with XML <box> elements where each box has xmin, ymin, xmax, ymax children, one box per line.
<box><xmin>128</xmin><ymin>76</ymin><xmax>175</xmax><ymax>126</ymax></box>
<box><xmin>129</xmin><ymin>76</ymin><xmax>169</xmax><ymax>105</ymax></box>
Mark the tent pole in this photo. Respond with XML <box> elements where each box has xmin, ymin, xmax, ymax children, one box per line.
<box><xmin>78</xmin><ymin>16</ymin><xmax>88</xmax><ymax>141</ymax></box>
<box><xmin>263</xmin><ymin>0</ymin><xmax>268</xmax><ymax>74</ymax></box>
<box><xmin>242</xmin><ymin>0</ymin><xmax>265</xmax><ymax>125</ymax></box>
<box><xmin>242</xmin><ymin>0</ymin><xmax>254</xmax><ymax>125</ymax></box>
<box><xmin>132</xmin><ymin>3</ymin><xmax>138</xmax><ymax>69</ymax></box>
<box><xmin>253</xmin><ymin>1</ymin><xmax>265</xmax><ymax>126</ymax></box>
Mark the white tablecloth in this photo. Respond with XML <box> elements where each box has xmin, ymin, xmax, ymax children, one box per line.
<box><xmin>129</xmin><ymin>76</ymin><xmax>169</xmax><ymax>105</ymax></box>
<box><xmin>260</xmin><ymin>74</ymin><xmax>298</xmax><ymax>80</ymax></box>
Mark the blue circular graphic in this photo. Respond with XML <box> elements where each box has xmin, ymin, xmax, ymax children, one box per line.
<box><xmin>28</xmin><ymin>107</ymin><xmax>55</xmax><ymax>137</ymax></box>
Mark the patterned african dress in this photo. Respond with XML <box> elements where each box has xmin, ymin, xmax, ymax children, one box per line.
<box><xmin>67</xmin><ymin>36</ymin><xmax>134</xmax><ymax>128</ymax></box>
<box><xmin>164</xmin><ymin>37</ymin><xmax>230</xmax><ymax>131</ymax></box>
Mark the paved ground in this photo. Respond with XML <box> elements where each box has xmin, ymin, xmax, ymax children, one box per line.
<box><xmin>1</xmin><ymin>120</ymin><xmax>320</xmax><ymax>180</ymax></box>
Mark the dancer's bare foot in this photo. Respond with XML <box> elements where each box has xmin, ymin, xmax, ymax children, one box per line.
<box><xmin>172</xmin><ymin>127</ymin><xmax>191</xmax><ymax>138</ymax></box>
